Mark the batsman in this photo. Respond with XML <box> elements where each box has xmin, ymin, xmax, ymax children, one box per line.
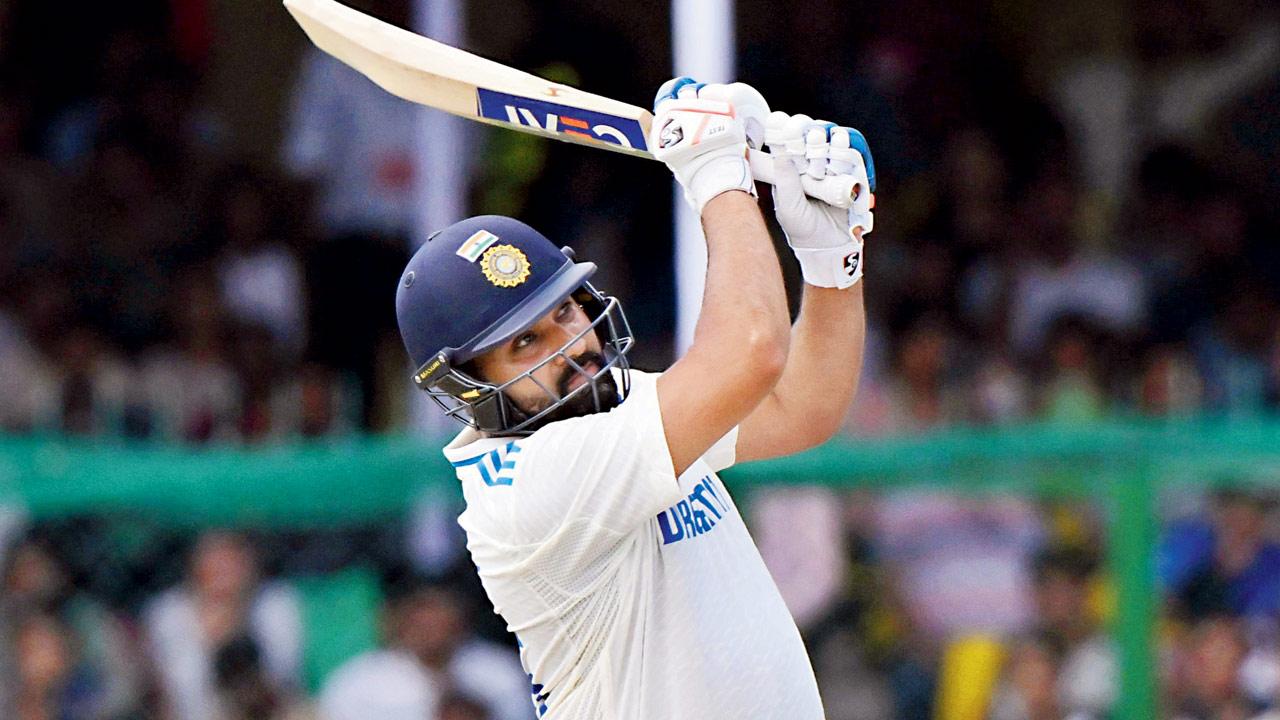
<box><xmin>395</xmin><ymin>77</ymin><xmax>874</xmax><ymax>719</ymax></box>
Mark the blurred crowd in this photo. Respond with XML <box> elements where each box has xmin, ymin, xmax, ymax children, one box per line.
<box><xmin>1</xmin><ymin>0</ymin><xmax>1279</xmax><ymax>718</ymax></box>
<box><xmin>7</xmin><ymin>479</ymin><xmax>1280</xmax><ymax>720</ymax></box>
<box><xmin>0</xmin><ymin>520</ymin><xmax>534</xmax><ymax>720</ymax></box>
<box><xmin>750</xmin><ymin>484</ymin><xmax>1280</xmax><ymax>720</ymax></box>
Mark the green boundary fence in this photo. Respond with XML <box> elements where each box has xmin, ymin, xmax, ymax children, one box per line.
<box><xmin>3</xmin><ymin>417</ymin><xmax>1280</xmax><ymax>719</ymax></box>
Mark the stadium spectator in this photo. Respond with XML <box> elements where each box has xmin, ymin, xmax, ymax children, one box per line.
<box><xmin>867</xmin><ymin>316</ymin><xmax>965</xmax><ymax>434</ymax></box>
<box><xmin>1193</xmin><ymin>275</ymin><xmax>1280</xmax><ymax>415</ymax></box>
<box><xmin>803</xmin><ymin>495</ymin><xmax>896</xmax><ymax>720</ymax></box>
<box><xmin>212</xmin><ymin>634</ymin><xmax>313</xmax><ymax>720</ymax></box>
<box><xmin>0</xmin><ymin>534</ymin><xmax>144</xmax><ymax>718</ymax></box>
<box><xmin>386</xmin><ymin>580</ymin><xmax>531</xmax><ymax>719</ymax></box>
<box><xmin>874</xmin><ymin>492</ymin><xmax>1044</xmax><ymax>639</ymax></box>
<box><xmin>290</xmin><ymin>362</ymin><xmax>356</xmax><ymax>438</ymax></box>
<box><xmin>1170</xmin><ymin>616</ymin><xmax>1257</xmax><ymax>720</ymax></box>
<box><xmin>870</xmin><ymin>490</ymin><xmax>1044</xmax><ymax>718</ymax></box>
<box><xmin>63</xmin><ymin>134</ymin><xmax>186</xmax><ymax>352</ymax></box>
<box><xmin>988</xmin><ymin>632</ymin><xmax>1071</xmax><ymax>720</ymax></box>
<box><xmin>208</xmin><ymin>165</ymin><xmax>306</xmax><ymax>358</ymax></box>
<box><xmin>1137</xmin><ymin>343</ymin><xmax>1205</xmax><ymax>416</ymax></box>
<box><xmin>1005</xmin><ymin>163</ymin><xmax>1147</xmax><ymax>359</ymax></box>
<box><xmin>438</xmin><ymin>694</ymin><xmax>493</xmax><ymax>720</ymax></box>
<box><xmin>752</xmin><ymin>487</ymin><xmax>847</xmax><ymax>632</ymax></box>
<box><xmin>1037</xmin><ymin>316</ymin><xmax>1109</xmax><ymax>423</ymax></box>
<box><xmin>229</xmin><ymin>323</ymin><xmax>286</xmax><ymax>442</ymax></box>
<box><xmin>0</xmin><ymin>295</ymin><xmax>52</xmax><ymax>433</ymax></box>
<box><xmin>967</xmin><ymin>352</ymin><xmax>1031</xmax><ymax>425</ymax></box>
<box><xmin>144</xmin><ymin>531</ymin><xmax>303</xmax><ymax>720</ymax></box>
<box><xmin>138</xmin><ymin>275</ymin><xmax>242</xmax><ymax>443</ymax></box>
<box><xmin>318</xmin><ymin>595</ymin><xmax>443</xmax><ymax>720</ymax></box>
<box><xmin>322</xmin><ymin>578</ymin><xmax>530</xmax><ymax>720</ymax></box>
<box><xmin>5</xmin><ymin>608</ymin><xmax>106</xmax><ymax>720</ymax></box>
<box><xmin>49</xmin><ymin>325</ymin><xmax>130</xmax><ymax>437</ymax></box>
<box><xmin>1160</xmin><ymin>489</ymin><xmax>1280</xmax><ymax>621</ymax></box>
<box><xmin>1029</xmin><ymin>547</ymin><xmax>1116</xmax><ymax>718</ymax></box>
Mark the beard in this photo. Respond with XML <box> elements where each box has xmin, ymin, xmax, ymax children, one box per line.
<box><xmin>505</xmin><ymin>350</ymin><xmax>621</xmax><ymax>431</ymax></box>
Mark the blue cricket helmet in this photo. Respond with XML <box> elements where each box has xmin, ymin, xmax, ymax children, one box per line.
<box><xmin>395</xmin><ymin>215</ymin><xmax>634</xmax><ymax>435</ymax></box>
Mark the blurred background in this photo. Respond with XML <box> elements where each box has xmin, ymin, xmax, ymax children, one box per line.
<box><xmin>0</xmin><ymin>0</ymin><xmax>1279</xmax><ymax>718</ymax></box>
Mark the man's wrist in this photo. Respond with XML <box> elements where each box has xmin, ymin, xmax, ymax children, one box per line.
<box><xmin>701</xmin><ymin>187</ymin><xmax>758</xmax><ymax>215</ymax></box>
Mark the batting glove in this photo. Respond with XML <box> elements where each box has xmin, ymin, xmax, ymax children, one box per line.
<box><xmin>650</xmin><ymin>77</ymin><xmax>770</xmax><ymax>215</ymax></box>
<box><xmin>766</xmin><ymin>112</ymin><xmax>875</xmax><ymax>289</ymax></box>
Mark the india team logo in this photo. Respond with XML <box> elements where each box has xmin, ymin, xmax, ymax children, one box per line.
<box><xmin>481</xmin><ymin>244</ymin><xmax>532</xmax><ymax>288</ymax></box>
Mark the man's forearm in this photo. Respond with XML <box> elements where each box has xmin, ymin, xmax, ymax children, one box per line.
<box><xmin>657</xmin><ymin>190</ymin><xmax>792</xmax><ymax>474</ymax></box>
<box><xmin>695</xmin><ymin>191</ymin><xmax>791</xmax><ymax>355</ymax></box>
<box><xmin>769</xmin><ymin>281</ymin><xmax>866</xmax><ymax>438</ymax></box>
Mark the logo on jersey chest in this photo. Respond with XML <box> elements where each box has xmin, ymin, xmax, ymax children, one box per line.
<box><xmin>656</xmin><ymin>476</ymin><xmax>729</xmax><ymax>545</ymax></box>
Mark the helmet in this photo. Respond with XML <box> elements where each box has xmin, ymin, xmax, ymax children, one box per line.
<box><xmin>395</xmin><ymin>215</ymin><xmax>634</xmax><ymax>435</ymax></box>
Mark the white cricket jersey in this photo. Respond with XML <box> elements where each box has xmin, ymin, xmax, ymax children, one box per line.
<box><xmin>443</xmin><ymin>370</ymin><xmax>825</xmax><ymax>719</ymax></box>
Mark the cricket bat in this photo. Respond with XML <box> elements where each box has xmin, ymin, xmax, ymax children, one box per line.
<box><xmin>282</xmin><ymin>0</ymin><xmax>859</xmax><ymax>208</ymax></box>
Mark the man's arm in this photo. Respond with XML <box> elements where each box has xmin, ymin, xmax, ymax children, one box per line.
<box><xmin>658</xmin><ymin>192</ymin><xmax>790</xmax><ymax>474</ymax></box>
<box><xmin>737</xmin><ymin>117</ymin><xmax>876</xmax><ymax>461</ymax></box>
<box><xmin>736</xmin><ymin>247</ymin><xmax>866</xmax><ymax>462</ymax></box>
<box><xmin>648</xmin><ymin>79</ymin><xmax>791</xmax><ymax>476</ymax></box>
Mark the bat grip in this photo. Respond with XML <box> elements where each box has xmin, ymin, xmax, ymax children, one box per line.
<box><xmin>747</xmin><ymin>149</ymin><xmax>857</xmax><ymax>209</ymax></box>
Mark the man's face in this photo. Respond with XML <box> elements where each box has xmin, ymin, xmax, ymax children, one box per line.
<box><xmin>395</xmin><ymin>590</ymin><xmax>464</xmax><ymax>659</ymax></box>
<box><xmin>191</xmin><ymin>532</ymin><xmax>257</xmax><ymax>601</ymax></box>
<box><xmin>471</xmin><ymin>297</ymin><xmax>619</xmax><ymax>425</ymax></box>
<box><xmin>1035</xmin><ymin>570</ymin><xmax>1089</xmax><ymax>636</ymax></box>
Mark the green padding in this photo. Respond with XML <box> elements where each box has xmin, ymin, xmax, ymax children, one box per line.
<box><xmin>1</xmin><ymin>417</ymin><xmax>1278</xmax><ymax>527</ymax></box>
<box><xmin>0</xmin><ymin>435</ymin><xmax>450</xmax><ymax>527</ymax></box>
<box><xmin>296</xmin><ymin>568</ymin><xmax>382</xmax><ymax>693</ymax></box>
<box><xmin>728</xmin><ymin>416</ymin><xmax>1280</xmax><ymax>490</ymax></box>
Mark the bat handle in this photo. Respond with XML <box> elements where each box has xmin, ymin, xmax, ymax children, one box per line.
<box><xmin>747</xmin><ymin>149</ymin><xmax>858</xmax><ymax>210</ymax></box>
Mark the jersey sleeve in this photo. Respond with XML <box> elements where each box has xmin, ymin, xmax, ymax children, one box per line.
<box><xmin>704</xmin><ymin>426</ymin><xmax>739</xmax><ymax>472</ymax></box>
<box><xmin>498</xmin><ymin>374</ymin><xmax>684</xmax><ymax>546</ymax></box>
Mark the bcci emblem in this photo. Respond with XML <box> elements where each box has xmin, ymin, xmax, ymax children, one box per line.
<box><xmin>481</xmin><ymin>244</ymin><xmax>532</xmax><ymax>287</ymax></box>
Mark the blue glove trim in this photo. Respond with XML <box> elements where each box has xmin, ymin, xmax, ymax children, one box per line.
<box><xmin>653</xmin><ymin>76</ymin><xmax>699</xmax><ymax>110</ymax></box>
<box><xmin>846</xmin><ymin>128</ymin><xmax>876</xmax><ymax>192</ymax></box>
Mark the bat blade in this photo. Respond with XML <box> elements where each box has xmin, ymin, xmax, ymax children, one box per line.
<box><xmin>283</xmin><ymin>0</ymin><xmax>655</xmax><ymax>159</ymax></box>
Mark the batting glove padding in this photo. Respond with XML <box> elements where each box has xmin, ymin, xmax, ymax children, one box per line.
<box><xmin>650</xmin><ymin>77</ymin><xmax>770</xmax><ymax>215</ymax></box>
<box><xmin>766</xmin><ymin>112</ymin><xmax>874</xmax><ymax>289</ymax></box>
